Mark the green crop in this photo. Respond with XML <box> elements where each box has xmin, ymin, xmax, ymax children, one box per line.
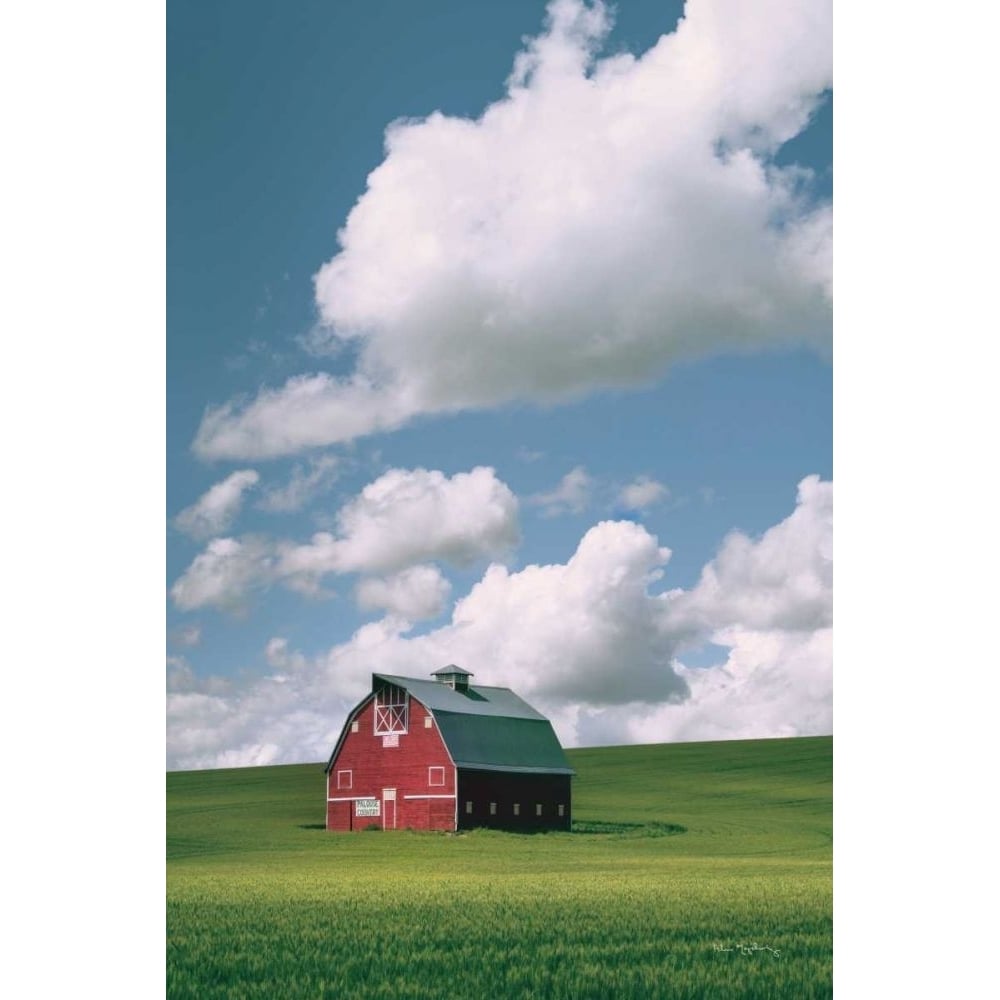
<box><xmin>168</xmin><ymin>735</ymin><xmax>831</xmax><ymax>999</ymax></box>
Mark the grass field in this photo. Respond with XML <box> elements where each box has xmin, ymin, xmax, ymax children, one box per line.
<box><xmin>167</xmin><ymin>735</ymin><xmax>832</xmax><ymax>999</ymax></box>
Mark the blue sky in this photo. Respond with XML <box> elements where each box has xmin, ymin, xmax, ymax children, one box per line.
<box><xmin>167</xmin><ymin>0</ymin><xmax>832</xmax><ymax>769</ymax></box>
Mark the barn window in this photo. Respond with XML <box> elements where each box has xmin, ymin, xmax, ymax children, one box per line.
<box><xmin>536</xmin><ymin>803</ymin><xmax>543</xmax><ymax>817</ymax></box>
<box><xmin>489</xmin><ymin>802</ymin><xmax>497</xmax><ymax>816</ymax></box>
<box><xmin>428</xmin><ymin>766</ymin><xmax>444</xmax><ymax>786</ymax></box>
<box><xmin>558</xmin><ymin>804</ymin><xmax>565</xmax><ymax>818</ymax></box>
<box><xmin>465</xmin><ymin>801</ymin><xmax>473</xmax><ymax>815</ymax></box>
<box><xmin>337</xmin><ymin>770</ymin><xmax>352</xmax><ymax>790</ymax></box>
<box><xmin>373</xmin><ymin>681</ymin><xmax>408</xmax><ymax>735</ymax></box>
<box><xmin>513</xmin><ymin>803</ymin><xmax>520</xmax><ymax>816</ymax></box>
<box><xmin>424</xmin><ymin>716</ymin><xmax>433</xmax><ymax>729</ymax></box>
<box><xmin>351</xmin><ymin>721</ymin><xmax>359</xmax><ymax>733</ymax></box>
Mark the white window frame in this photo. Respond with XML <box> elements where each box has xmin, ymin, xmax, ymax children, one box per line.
<box><xmin>489</xmin><ymin>802</ymin><xmax>497</xmax><ymax>816</ymax></box>
<box><xmin>536</xmin><ymin>803</ymin><xmax>543</xmax><ymax>817</ymax></box>
<box><xmin>336</xmin><ymin>769</ymin><xmax>352</xmax><ymax>790</ymax></box>
<box><xmin>428</xmin><ymin>766</ymin><xmax>444</xmax><ymax>787</ymax></box>
<box><xmin>513</xmin><ymin>803</ymin><xmax>520</xmax><ymax>816</ymax></box>
<box><xmin>558</xmin><ymin>804</ymin><xmax>565</xmax><ymax>818</ymax></box>
<box><xmin>465</xmin><ymin>800</ymin><xmax>473</xmax><ymax>815</ymax></box>
<box><xmin>424</xmin><ymin>716</ymin><xmax>433</xmax><ymax>729</ymax></box>
<box><xmin>351</xmin><ymin>720</ymin><xmax>359</xmax><ymax>733</ymax></box>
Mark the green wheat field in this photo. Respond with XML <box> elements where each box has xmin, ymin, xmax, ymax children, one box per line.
<box><xmin>167</xmin><ymin>735</ymin><xmax>832</xmax><ymax>999</ymax></box>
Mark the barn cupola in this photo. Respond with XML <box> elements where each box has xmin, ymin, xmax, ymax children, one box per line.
<box><xmin>432</xmin><ymin>664</ymin><xmax>473</xmax><ymax>692</ymax></box>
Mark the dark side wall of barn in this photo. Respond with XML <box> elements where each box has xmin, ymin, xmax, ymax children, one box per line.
<box><xmin>456</xmin><ymin>771</ymin><xmax>571</xmax><ymax>831</ymax></box>
<box><xmin>327</xmin><ymin>696</ymin><xmax>456</xmax><ymax>832</ymax></box>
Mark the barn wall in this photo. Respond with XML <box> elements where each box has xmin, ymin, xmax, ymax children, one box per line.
<box><xmin>456</xmin><ymin>771</ymin><xmax>572</xmax><ymax>832</ymax></box>
<box><xmin>326</xmin><ymin>696</ymin><xmax>456</xmax><ymax>832</ymax></box>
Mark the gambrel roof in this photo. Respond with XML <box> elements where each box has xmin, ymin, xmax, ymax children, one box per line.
<box><xmin>325</xmin><ymin>672</ymin><xmax>575</xmax><ymax>776</ymax></box>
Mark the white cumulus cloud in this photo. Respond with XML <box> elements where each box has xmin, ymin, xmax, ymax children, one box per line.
<box><xmin>167</xmin><ymin>477</ymin><xmax>832</xmax><ymax>769</ymax></box>
<box><xmin>174</xmin><ymin>470</ymin><xmax>259</xmax><ymax>540</ymax></box>
<box><xmin>192</xmin><ymin>0</ymin><xmax>832</xmax><ymax>460</ymax></box>
<box><xmin>169</xmin><ymin>466</ymin><xmax>519</xmax><ymax>612</ymax></box>
<box><xmin>325</xmin><ymin>465</ymin><xmax>520</xmax><ymax>573</ymax></box>
<box><xmin>573</xmin><ymin>626</ymin><xmax>832</xmax><ymax>747</ymax></box>
<box><xmin>355</xmin><ymin>565</ymin><xmax>452</xmax><ymax>621</ymax></box>
<box><xmin>666</xmin><ymin>474</ymin><xmax>832</xmax><ymax>635</ymax></box>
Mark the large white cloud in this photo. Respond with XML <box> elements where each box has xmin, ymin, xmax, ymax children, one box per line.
<box><xmin>570</xmin><ymin>626</ymin><xmax>832</xmax><ymax>747</ymax></box>
<box><xmin>192</xmin><ymin>0</ymin><xmax>832</xmax><ymax>461</ymax></box>
<box><xmin>170</xmin><ymin>466</ymin><xmax>519</xmax><ymax>612</ymax></box>
<box><xmin>665</xmin><ymin>474</ymin><xmax>832</xmax><ymax>635</ymax></box>
<box><xmin>174</xmin><ymin>470</ymin><xmax>259</xmax><ymax>540</ymax></box>
<box><xmin>397</xmin><ymin>519</ymin><xmax>688</xmax><ymax>706</ymax></box>
<box><xmin>167</xmin><ymin>476</ymin><xmax>832</xmax><ymax>769</ymax></box>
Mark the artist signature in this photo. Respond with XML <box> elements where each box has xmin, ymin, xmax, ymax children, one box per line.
<box><xmin>712</xmin><ymin>942</ymin><xmax>781</xmax><ymax>959</ymax></box>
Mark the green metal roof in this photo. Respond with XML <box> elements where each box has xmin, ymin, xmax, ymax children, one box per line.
<box><xmin>374</xmin><ymin>673</ymin><xmax>575</xmax><ymax>776</ymax></box>
<box><xmin>375</xmin><ymin>674</ymin><xmax>544</xmax><ymax>719</ymax></box>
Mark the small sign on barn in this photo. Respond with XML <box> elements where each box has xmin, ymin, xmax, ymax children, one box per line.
<box><xmin>355</xmin><ymin>798</ymin><xmax>380</xmax><ymax>817</ymax></box>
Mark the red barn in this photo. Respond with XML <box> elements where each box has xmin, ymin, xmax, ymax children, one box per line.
<box><xmin>325</xmin><ymin>666</ymin><xmax>574</xmax><ymax>832</ymax></box>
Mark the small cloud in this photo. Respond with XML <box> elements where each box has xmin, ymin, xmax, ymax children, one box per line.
<box><xmin>296</xmin><ymin>322</ymin><xmax>346</xmax><ymax>358</ymax></box>
<box><xmin>174</xmin><ymin>470</ymin><xmax>260</xmax><ymax>540</ymax></box>
<box><xmin>170</xmin><ymin>536</ymin><xmax>275</xmax><ymax>613</ymax></box>
<box><xmin>166</xmin><ymin>655</ymin><xmax>196</xmax><ymax>692</ymax></box>
<box><xmin>529</xmin><ymin>466</ymin><xmax>592</xmax><ymax>518</ymax></box>
<box><xmin>324</xmin><ymin>465</ymin><xmax>521</xmax><ymax>574</ymax></box>
<box><xmin>258</xmin><ymin>455</ymin><xmax>340</xmax><ymax>514</ymax></box>
<box><xmin>169</xmin><ymin>624</ymin><xmax>203</xmax><ymax>648</ymax></box>
<box><xmin>264</xmin><ymin>637</ymin><xmax>308</xmax><ymax>673</ymax></box>
<box><xmin>265</xmin><ymin>637</ymin><xmax>289</xmax><ymax>667</ymax></box>
<box><xmin>618</xmin><ymin>476</ymin><xmax>669</xmax><ymax>513</ymax></box>
<box><xmin>516</xmin><ymin>446</ymin><xmax>545</xmax><ymax>463</ymax></box>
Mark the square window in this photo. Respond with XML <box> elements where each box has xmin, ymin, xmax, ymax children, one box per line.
<box><xmin>558</xmin><ymin>804</ymin><xmax>565</xmax><ymax>818</ymax></box>
<box><xmin>465</xmin><ymin>801</ymin><xmax>473</xmax><ymax>815</ymax></box>
<box><xmin>337</xmin><ymin>770</ymin><xmax>352</xmax><ymax>790</ymax></box>
<box><xmin>536</xmin><ymin>803</ymin><xmax>543</xmax><ymax>817</ymax></box>
<box><xmin>428</xmin><ymin>766</ymin><xmax>444</xmax><ymax>787</ymax></box>
<box><xmin>489</xmin><ymin>802</ymin><xmax>497</xmax><ymax>816</ymax></box>
<box><xmin>513</xmin><ymin>803</ymin><xmax>520</xmax><ymax>816</ymax></box>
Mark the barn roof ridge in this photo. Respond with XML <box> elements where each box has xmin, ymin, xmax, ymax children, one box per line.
<box><xmin>373</xmin><ymin>672</ymin><xmax>547</xmax><ymax>721</ymax></box>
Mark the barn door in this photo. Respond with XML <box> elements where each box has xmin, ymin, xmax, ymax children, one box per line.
<box><xmin>382</xmin><ymin>788</ymin><xmax>396</xmax><ymax>830</ymax></box>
